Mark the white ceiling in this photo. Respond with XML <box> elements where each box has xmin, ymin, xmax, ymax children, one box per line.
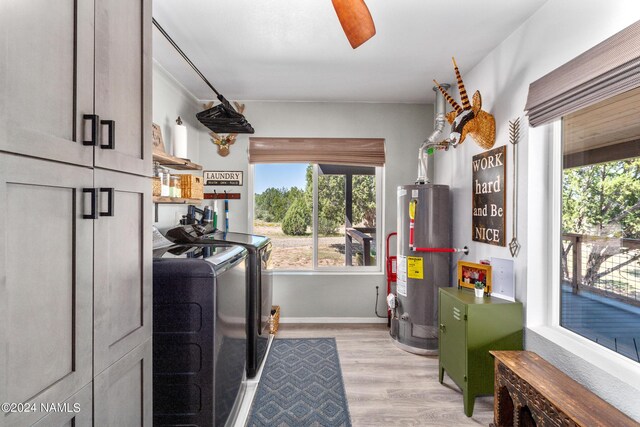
<box><xmin>152</xmin><ymin>0</ymin><xmax>548</xmax><ymax>103</ymax></box>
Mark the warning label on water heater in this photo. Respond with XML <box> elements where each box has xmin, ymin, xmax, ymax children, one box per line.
<box><xmin>397</xmin><ymin>255</ymin><xmax>407</xmax><ymax>296</ymax></box>
<box><xmin>407</xmin><ymin>256</ymin><xmax>424</xmax><ymax>279</ymax></box>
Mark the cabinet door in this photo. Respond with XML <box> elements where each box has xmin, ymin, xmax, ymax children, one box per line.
<box><xmin>439</xmin><ymin>292</ymin><xmax>467</xmax><ymax>385</ymax></box>
<box><xmin>93</xmin><ymin>169</ymin><xmax>152</xmax><ymax>374</ymax></box>
<box><xmin>0</xmin><ymin>0</ymin><xmax>94</xmax><ymax>167</ymax></box>
<box><xmin>94</xmin><ymin>0</ymin><xmax>152</xmax><ymax>177</ymax></box>
<box><xmin>94</xmin><ymin>339</ymin><xmax>152</xmax><ymax>427</ymax></box>
<box><xmin>0</xmin><ymin>154</ymin><xmax>93</xmax><ymax>427</ymax></box>
<box><xmin>31</xmin><ymin>383</ymin><xmax>93</xmax><ymax>427</ymax></box>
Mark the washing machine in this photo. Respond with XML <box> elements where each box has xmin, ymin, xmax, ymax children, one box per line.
<box><xmin>166</xmin><ymin>226</ymin><xmax>273</xmax><ymax>379</ymax></box>
<box><xmin>153</xmin><ymin>243</ymin><xmax>248</xmax><ymax>427</ymax></box>
<box><xmin>199</xmin><ymin>231</ymin><xmax>272</xmax><ymax>378</ymax></box>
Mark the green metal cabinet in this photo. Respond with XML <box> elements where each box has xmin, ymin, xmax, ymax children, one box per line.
<box><xmin>438</xmin><ymin>287</ymin><xmax>523</xmax><ymax>417</ymax></box>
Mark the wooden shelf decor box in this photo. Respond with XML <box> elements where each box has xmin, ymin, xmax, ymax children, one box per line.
<box><xmin>178</xmin><ymin>174</ymin><xmax>204</xmax><ymax>199</ymax></box>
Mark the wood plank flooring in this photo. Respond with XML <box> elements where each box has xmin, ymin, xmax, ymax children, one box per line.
<box><xmin>276</xmin><ymin>323</ymin><xmax>493</xmax><ymax>426</ymax></box>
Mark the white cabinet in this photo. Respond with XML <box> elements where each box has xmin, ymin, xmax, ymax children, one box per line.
<box><xmin>93</xmin><ymin>169</ymin><xmax>152</xmax><ymax>375</ymax></box>
<box><xmin>94</xmin><ymin>0</ymin><xmax>152</xmax><ymax>177</ymax></box>
<box><xmin>0</xmin><ymin>0</ymin><xmax>152</xmax><ymax>177</ymax></box>
<box><xmin>0</xmin><ymin>0</ymin><xmax>152</xmax><ymax>425</ymax></box>
<box><xmin>94</xmin><ymin>340</ymin><xmax>152</xmax><ymax>427</ymax></box>
<box><xmin>0</xmin><ymin>0</ymin><xmax>94</xmax><ymax>167</ymax></box>
<box><xmin>0</xmin><ymin>155</ymin><xmax>94</xmax><ymax>427</ymax></box>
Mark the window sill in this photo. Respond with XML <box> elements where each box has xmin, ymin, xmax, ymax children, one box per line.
<box><xmin>527</xmin><ymin>324</ymin><xmax>640</xmax><ymax>389</ymax></box>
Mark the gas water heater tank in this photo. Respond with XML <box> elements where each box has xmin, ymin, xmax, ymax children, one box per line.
<box><xmin>391</xmin><ymin>184</ymin><xmax>451</xmax><ymax>355</ymax></box>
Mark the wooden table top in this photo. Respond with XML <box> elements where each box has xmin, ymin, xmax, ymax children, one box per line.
<box><xmin>490</xmin><ymin>351</ymin><xmax>638</xmax><ymax>427</ymax></box>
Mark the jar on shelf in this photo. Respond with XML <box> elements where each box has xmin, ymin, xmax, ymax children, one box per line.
<box><xmin>170</xmin><ymin>175</ymin><xmax>181</xmax><ymax>198</ymax></box>
<box><xmin>159</xmin><ymin>166</ymin><xmax>170</xmax><ymax>197</ymax></box>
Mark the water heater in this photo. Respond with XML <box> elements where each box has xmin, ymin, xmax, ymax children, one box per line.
<box><xmin>391</xmin><ymin>184</ymin><xmax>451</xmax><ymax>354</ymax></box>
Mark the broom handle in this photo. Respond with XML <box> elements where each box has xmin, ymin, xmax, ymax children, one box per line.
<box><xmin>152</xmin><ymin>18</ymin><xmax>223</xmax><ymax>99</ymax></box>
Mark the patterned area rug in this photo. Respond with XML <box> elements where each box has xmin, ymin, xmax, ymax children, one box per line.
<box><xmin>247</xmin><ymin>338</ymin><xmax>352</xmax><ymax>427</ymax></box>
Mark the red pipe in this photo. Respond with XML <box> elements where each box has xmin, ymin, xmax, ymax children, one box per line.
<box><xmin>412</xmin><ymin>246</ymin><xmax>469</xmax><ymax>254</ymax></box>
<box><xmin>385</xmin><ymin>232</ymin><xmax>398</xmax><ymax>327</ymax></box>
<box><xmin>409</xmin><ymin>219</ymin><xmax>415</xmax><ymax>247</ymax></box>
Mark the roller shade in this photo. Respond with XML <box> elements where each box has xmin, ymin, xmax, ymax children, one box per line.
<box><xmin>525</xmin><ymin>19</ymin><xmax>640</xmax><ymax>127</ymax></box>
<box><xmin>248</xmin><ymin>137</ymin><xmax>385</xmax><ymax>166</ymax></box>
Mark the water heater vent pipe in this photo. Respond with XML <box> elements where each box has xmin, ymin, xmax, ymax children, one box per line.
<box><xmin>417</xmin><ymin>84</ymin><xmax>450</xmax><ymax>184</ymax></box>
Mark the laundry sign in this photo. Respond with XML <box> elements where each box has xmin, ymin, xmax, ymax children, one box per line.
<box><xmin>204</xmin><ymin>170</ymin><xmax>243</xmax><ymax>186</ymax></box>
<box><xmin>472</xmin><ymin>145</ymin><xmax>506</xmax><ymax>246</ymax></box>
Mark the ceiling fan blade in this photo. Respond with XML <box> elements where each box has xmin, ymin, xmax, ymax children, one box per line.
<box><xmin>332</xmin><ymin>0</ymin><xmax>376</xmax><ymax>49</ymax></box>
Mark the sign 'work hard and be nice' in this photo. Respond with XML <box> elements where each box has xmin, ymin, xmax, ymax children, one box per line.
<box><xmin>472</xmin><ymin>145</ymin><xmax>506</xmax><ymax>246</ymax></box>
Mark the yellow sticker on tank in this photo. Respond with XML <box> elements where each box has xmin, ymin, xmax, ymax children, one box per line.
<box><xmin>407</xmin><ymin>256</ymin><xmax>423</xmax><ymax>279</ymax></box>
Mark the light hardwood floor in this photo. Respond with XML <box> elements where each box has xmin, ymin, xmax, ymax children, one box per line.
<box><xmin>276</xmin><ymin>323</ymin><xmax>493</xmax><ymax>427</ymax></box>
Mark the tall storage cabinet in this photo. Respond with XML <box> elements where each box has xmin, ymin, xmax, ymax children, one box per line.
<box><xmin>438</xmin><ymin>288</ymin><xmax>523</xmax><ymax>418</ymax></box>
<box><xmin>0</xmin><ymin>0</ymin><xmax>152</xmax><ymax>425</ymax></box>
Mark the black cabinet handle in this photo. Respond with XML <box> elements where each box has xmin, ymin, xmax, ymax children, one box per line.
<box><xmin>83</xmin><ymin>188</ymin><xmax>98</xmax><ymax>219</ymax></box>
<box><xmin>83</xmin><ymin>114</ymin><xmax>99</xmax><ymax>146</ymax></box>
<box><xmin>99</xmin><ymin>188</ymin><xmax>114</xmax><ymax>217</ymax></box>
<box><xmin>100</xmin><ymin>120</ymin><xmax>115</xmax><ymax>149</ymax></box>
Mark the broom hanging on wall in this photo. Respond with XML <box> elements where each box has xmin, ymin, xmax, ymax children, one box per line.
<box><xmin>152</xmin><ymin>18</ymin><xmax>255</xmax><ymax>134</ymax></box>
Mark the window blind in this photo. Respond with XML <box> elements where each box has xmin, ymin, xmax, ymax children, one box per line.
<box><xmin>248</xmin><ymin>138</ymin><xmax>385</xmax><ymax>166</ymax></box>
<box><xmin>525</xmin><ymin>19</ymin><xmax>640</xmax><ymax>127</ymax></box>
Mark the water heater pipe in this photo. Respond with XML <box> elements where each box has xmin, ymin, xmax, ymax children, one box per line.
<box><xmin>417</xmin><ymin>84</ymin><xmax>450</xmax><ymax>184</ymax></box>
<box><xmin>413</xmin><ymin>246</ymin><xmax>469</xmax><ymax>254</ymax></box>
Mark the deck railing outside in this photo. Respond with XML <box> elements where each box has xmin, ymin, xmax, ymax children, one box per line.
<box><xmin>562</xmin><ymin>233</ymin><xmax>640</xmax><ymax>305</ymax></box>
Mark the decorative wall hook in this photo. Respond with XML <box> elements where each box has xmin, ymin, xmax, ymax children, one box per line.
<box><xmin>204</xmin><ymin>191</ymin><xmax>241</xmax><ymax>200</ymax></box>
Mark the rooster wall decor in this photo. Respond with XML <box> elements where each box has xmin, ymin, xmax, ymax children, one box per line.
<box><xmin>433</xmin><ymin>57</ymin><xmax>496</xmax><ymax>150</ymax></box>
<box><xmin>204</xmin><ymin>101</ymin><xmax>245</xmax><ymax>156</ymax></box>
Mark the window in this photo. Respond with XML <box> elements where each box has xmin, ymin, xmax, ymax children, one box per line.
<box><xmin>252</xmin><ymin>163</ymin><xmax>382</xmax><ymax>271</ymax></box>
<box><xmin>559</xmin><ymin>87</ymin><xmax>640</xmax><ymax>363</ymax></box>
<box><xmin>253</xmin><ymin>163</ymin><xmax>312</xmax><ymax>270</ymax></box>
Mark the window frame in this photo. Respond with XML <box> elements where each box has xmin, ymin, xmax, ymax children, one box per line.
<box><xmin>526</xmin><ymin>120</ymin><xmax>640</xmax><ymax>388</ymax></box>
<box><xmin>248</xmin><ymin>163</ymin><xmax>384</xmax><ymax>274</ymax></box>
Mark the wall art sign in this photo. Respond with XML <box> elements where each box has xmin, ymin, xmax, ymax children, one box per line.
<box><xmin>204</xmin><ymin>170</ymin><xmax>243</xmax><ymax>186</ymax></box>
<box><xmin>472</xmin><ymin>145</ymin><xmax>506</xmax><ymax>246</ymax></box>
<box><xmin>152</xmin><ymin>123</ymin><xmax>165</xmax><ymax>153</ymax></box>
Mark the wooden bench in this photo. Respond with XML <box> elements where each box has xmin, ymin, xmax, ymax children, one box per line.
<box><xmin>490</xmin><ymin>351</ymin><xmax>638</xmax><ymax>427</ymax></box>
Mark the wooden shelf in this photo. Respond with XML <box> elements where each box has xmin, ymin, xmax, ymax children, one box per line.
<box><xmin>153</xmin><ymin>151</ymin><xmax>202</xmax><ymax>170</ymax></box>
<box><xmin>153</xmin><ymin>196</ymin><xmax>202</xmax><ymax>205</ymax></box>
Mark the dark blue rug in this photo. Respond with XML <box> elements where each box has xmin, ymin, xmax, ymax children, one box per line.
<box><xmin>247</xmin><ymin>338</ymin><xmax>352</xmax><ymax>427</ymax></box>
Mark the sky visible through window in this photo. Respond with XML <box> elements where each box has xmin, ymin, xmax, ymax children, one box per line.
<box><xmin>254</xmin><ymin>164</ymin><xmax>307</xmax><ymax>194</ymax></box>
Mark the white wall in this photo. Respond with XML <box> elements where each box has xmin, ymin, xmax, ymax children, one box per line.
<box><xmin>433</xmin><ymin>0</ymin><xmax>640</xmax><ymax>419</ymax></box>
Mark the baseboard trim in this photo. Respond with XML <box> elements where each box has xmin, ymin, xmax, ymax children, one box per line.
<box><xmin>279</xmin><ymin>317</ymin><xmax>388</xmax><ymax>324</ymax></box>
